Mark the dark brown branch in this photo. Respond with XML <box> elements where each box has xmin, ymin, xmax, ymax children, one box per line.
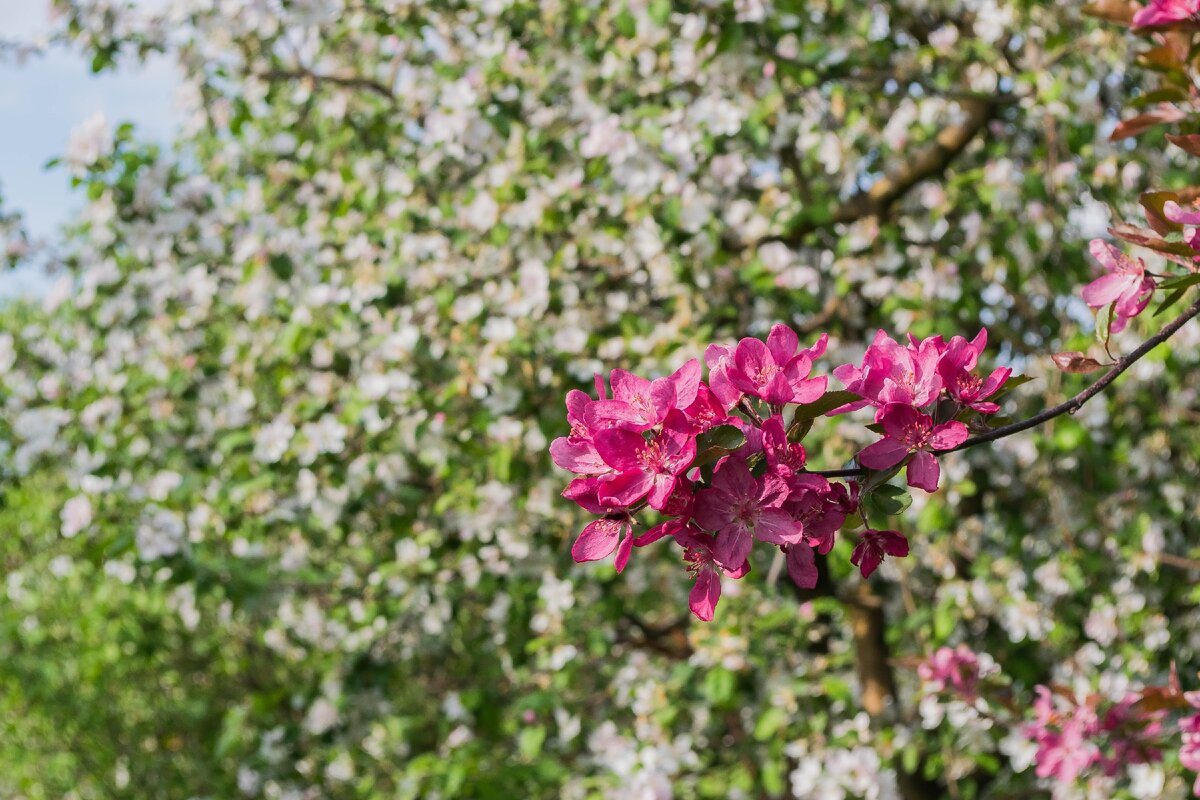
<box><xmin>810</xmin><ymin>293</ymin><xmax>1200</xmax><ymax>479</ymax></box>
<box><xmin>258</xmin><ymin>68</ymin><xmax>396</xmax><ymax>102</ymax></box>
<box><xmin>764</xmin><ymin>97</ymin><xmax>999</xmax><ymax>248</ymax></box>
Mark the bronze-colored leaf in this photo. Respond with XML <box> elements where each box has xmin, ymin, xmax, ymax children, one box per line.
<box><xmin>1140</xmin><ymin>190</ymin><xmax>1183</xmax><ymax>235</ymax></box>
<box><xmin>1166</xmin><ymin>134</ymin><xmax>1200</xmax><ymax>156</ymax></box>
<box><xmin>1082</xmin><ymin>0</ymin><xmax>1138</xmax><ymax>24</ymax></box>
<box><xmin>1110</xmin><ymin>105</ymin><xmax>1187</xmax><ymax>141</ymax></box>
<box><xmin>1051</xmin><ymin>352</ymin><xmax>1105</xmax><ymax>374</ymax></box>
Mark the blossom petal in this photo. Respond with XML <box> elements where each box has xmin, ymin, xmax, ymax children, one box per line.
<box><xmin>550</xmin><ymin>436</ymin><xmax>607</xmax><ymax>474</ymax></box>
<box><xmin>786</xmin><ymin>544</ymin><xmax>818</xmax><ymax>589</ymax></box>
<box><xmin>593</xmin><ymin>428</ymin><xmax>647</xmax><ymax>470</ymax></box>
<box><xmin>1082</xmin><ymin>272</ymin><xmax>1133</xmax><ymax>309</ymax></box>
<box><xmin>766</xmin><ymin>323</ymin><xmax>798</xmax><ymax>365</ymax></box>
<box><xmin>928</xmin><ymin>420</ymin><xmax>969</xmax><ymax>451</ymax></box>
<box><xmin>689</xmin><ymin>568</ymin><xmax>722</xmax><ymax>621</ymax></box>
<box><xmin>906</xmin><ymin>450</ymin><xmax>941</xmax><ymax>492</ymax></box>
<box><xmin>857</xmin><ymin>437</ymin><xmax>909</xmax><ymax>470</ymax></box>
<box><xmin>714</xmin><ymin>524</ymin><xmax>753</xmax><ymax>569</ymax></box>
<box><xmin>754</xmin><ymin>509</ymin><xmax>804</xmax><ymax>545</ymax></box>
<box><xmin>571</xmin><ymin>518</ymin><xmax>622</xmax><ymax>562</ymax></box>
<box><xmin>597</xmin><ymin>470</ymin><xmax>653</xmax><ymax>506</ymax></box>
<box><xmin>669</xmin><ymin>358</ymin><xmax>702</xmax><ymax>408</ymax></box>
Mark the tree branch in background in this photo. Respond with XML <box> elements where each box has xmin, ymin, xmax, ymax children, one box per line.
<box><xmin>765</xmin><ymin>97</ymin><xmax>1000</xmax><ymax>248</ymax></box>
<box><xmin>258</xmin><ymin>67</ymin><xmax>396</xmax><ymax>102</ymax></box>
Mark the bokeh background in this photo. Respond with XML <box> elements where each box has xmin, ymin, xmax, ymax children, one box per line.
<box><xmin>1</xmin><ymin>1</ymin><xmax>1198</xmax><ymax>798</ymax></box>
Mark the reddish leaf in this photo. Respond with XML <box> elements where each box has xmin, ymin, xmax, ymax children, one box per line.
<box><xmin>1051</xmin><ymin>352</ymin><xmax>1106</xmax><ymax>374</ymax></box>
<box><xmin>1140</xmin><ymin>190</ymin><xmax>1184</xmax><ymax>235</ymax></box>
<box><xmin>1110</xmin><ymin>105</ymin><xmax>1187</xmax><ymax>141</ymax></box>
<box><xmin>1082</xmin><ymin>0</ymin><xmax>1138</xmax><ymax>24</ymax></box>
<box><xmin>1134</xmin><ymin>685</ymin><xmax>1190</xmax><ymax>714</ymax></box>
<box><xmin>1108</xmin><ymin>224</ymin><xmax>1199</xmax><ymax>259</ymax></box>
<box><xmin>1166</xmin><ymin>134</ymin><xmax>1200</xmax><ymax>156</ymax></box>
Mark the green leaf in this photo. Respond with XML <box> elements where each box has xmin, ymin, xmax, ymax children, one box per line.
<box><xmin>692</xmin><ymin>424</ymin><xmax>747</xmax><ymax>469</ymax></box>
<box><xmin>788</xmin><ymin>390</ymin><xmax>861</xmax><ymax>442</ymax></box>
<box><xmin>518</xmin><ymin>726</ymin><xmax>546</xmax><ymax>761</ymax></box>
<box><xmin>753</xmin><ymin>707</ymin><xmax>787</xmax><ymax>741</ymax></box>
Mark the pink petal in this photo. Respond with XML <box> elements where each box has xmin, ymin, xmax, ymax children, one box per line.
<box><xmin>594</xmin><ymin>428</ymin><xmax>648</xmax><ymax>471</ymax></box>
<box><xmin>712</xmin><ymin>458</ymin><xmax>757</xmax><ymax>499</ymax></box>
<box><xmin>789</xmin><ymin>374</ymin><xmax>827</xmax><ymax>405</ymax></box>
<box><xmin>694</xmin><ymin>488</ymin><xmax>733</xmax><ymax>531</ymax></box>
<box><xmin>669</xmin><ymin>358</ymin><xmax>702</xmax><ymax>408</ymax></box>
<box><xmin>613</xmin><ymin>528</ymin><xmax>635</xmax><ymax>573</ymax></box>
<box><xmin>714</xmin><ymin>524</ymin><xmax>753</xmax><ymax>569</ymax></box>
<box><xmin>786</xmin><ymin>544</ymin><xmax>818</xmax><ymax>589</ymax></box>
<box><xmin>598</xmin><ymin>470</ymin><xmax>654</xmax><ymax>506</ymax></box>
<box><xmin>979</xmin><ymin>366</ymin><xmax>1011</xmax><ymax>397</ymax></box>
<box><xmin>689</xmin><ymin>568</ymin><xmax>722</xmax><ymax>621</ymax></box>
<box><xmin>766</xmin><ymin>323</ymin><xmax>799</xmax><ymax>365</ymax></box>
<box><xmin>800</xmin><ymin>332</ymin><xmax>829</xmax><ymax>360</ymax></box>
<box><xmin>906</xmin><ymin>450</ymin><xmax>941</xmax><ymax>492</ymax></box>
<box><xmin>550</xmin><ymin>437</ymin><xmax>607</xmax><ymax>474</ymax></box>
<box><xmin>646</xmin><ymin>473</ymin><xmax>677</xmax><ymax>511</ymax></box>
<box><xmin>928</xmin><ymin>420</ymin><xmax>969</xmax><ymax>451</ymax></box>
<box><xmin>1082</xmin><ymin>273</ymin><xmax>1133</xmax><ymax>309</ymax></box>
<box><xmin>857</xmin><ymin>437</ymin><xmax>910</xmax><ymax>470</ymax></box>
<box><xmin>754</xmin><ymin>509</ymin><xmax>804</xmax><ymax>545</ymax></box>
<box><xmin>586</xmin><ymin>400</ymin><xmax>650</xmax><ymax>431</ymax></box>
<box><xmin>851</xmin><ymin>540</ymin><xmax>882</xmax><ymax>578</ymax></box>
<box><xmin>571</xmin><ymin>518</ymin><xmax>622</xmax><ymax>562</ymax></box>
<box><xmin>1165</xmin><ymin>199</ymin><xmax>1200</xmax><ymax>225</ymax></box>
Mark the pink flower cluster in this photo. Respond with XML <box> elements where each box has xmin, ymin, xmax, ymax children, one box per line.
<box><xmin>918</xmin><ymin>645</ymin><xmax>983</xmax><ymax>698</ymax></box>
<box><xmin>1025</xmin><ymin>686</ymin><xmax>1165</xmax><ymax>787</ymax></box>
<box><xmin>832</xmin><ymin>329</ymin><xmax>1009</xmax><ymax>492</ymax></box>
<box><xmin>552</xmin><ymin>323</ymin><xmax>1013</xmax><ymax>620</ymax></box>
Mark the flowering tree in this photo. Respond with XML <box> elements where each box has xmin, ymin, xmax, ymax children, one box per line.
<box><xmin>3</xmin><ymin>1</ymin><xmax>1200</xmax><ymax>799</ymax></box>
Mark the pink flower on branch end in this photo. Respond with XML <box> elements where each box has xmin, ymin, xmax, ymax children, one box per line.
<box><xmin>850</xmin><ymin>528</ymin><xmax>909</xmax><ymax>578</ymax></box>
<box><xmin>1082</xmin><ymin>240</ymin><xmax>1156</xmax><ymax>334</ymax></box>
<box><xmin>856</xmin><ymin>403</ymin><xmax>968</xmax><ymax>492</ymax></box>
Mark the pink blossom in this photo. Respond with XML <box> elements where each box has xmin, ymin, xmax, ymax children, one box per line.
<box><xmin>595</xmin><ymin>409</ymin><xmax>696</xmax><ymax>510</ymax></box>
<box><xmin>1164</xmin><ymin>200</ymin><xmax>1200</xmax><ymax>256</ymax></box>
<box><xmin>587</xmin><ymin>359</ymin><xmax>701</xmax><ymax>432</ymax></box>
<box><xmin>694</xmin><ymin>458</ymin><xmax>802</xmax><ymax>568</ymax></box>
<box><xmin>856</xmin><ymin>403</ymin><xmax>968</xmax><ymax>492</ymax></box>
<box><xmin>564</xmin><ymin>481</ymin><xmax>638</xmax><ymax>572</ymax></box>
<box><xmin>675</xmin><ymin>526</ymin><xmax>750</xmax><ymax>621</ymax></box>
<box><xmin>936</xmin><ymin>330</ymin><xmax>1011</xmax><ymax>414</ymax></box>
<box><xmin>683</xmin><ymin>383</ymin><xmax>732</xmax><ymax>433</ymax></box>
<box><xmin>1028</xmin><ymin>686</ymin><xmax>1102</xmax><ymax>786</ymax></box>
<box><xmin>782</xmin><ymin>483</ymin><xmax>844</xmax><ymax>555</ymax></box>
<box><xmin>571</xmin><ymin>516</ymin><xmax>636</xmax><ymax>572</ymax></box>
<box><xmin>549</xmin><ymin>389</ymin><xmax>609</xmax><ymax>474</ymax></box>
<box><xmin>850</xmin><ymin>528</ymin><xmax>909</xmax><ymax>578</ymax></box>
<box><xmin>704</xmin><ymin>343</ymin><xmax>742</xmax><ymax>410</ymax></box>
<box><xmin>830</xmin><ymin>330</ymin><xmax>943</xmax><ymax>416</ymax></box>
<box><xmin>761</xmin><ymin>415</ymin><xmax>826</xmax><ymax>493</ymax></box>
<box><xmin>727</xmin><ymin>324</ymin><xmax>827</xmax><ymax>406</ymax></box>
<box><xmin>918</xmin><ymin>645</ymin><xmax>981</xmax><ymax>696</ymax></box>
<box><xmin>1180</xmin><ymin>713</ymin><xmax>1200</xmax><ymax>795</ymax></box>
<box><xmin>1082</xmin><ymin>240</ymin><xmax>1155</xmax><ymax>334</ymax></box>
<box><xmin>1132</xmin><ymin>0</ymin><xmax>1200</xmax><ymax>28</ymax></box>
